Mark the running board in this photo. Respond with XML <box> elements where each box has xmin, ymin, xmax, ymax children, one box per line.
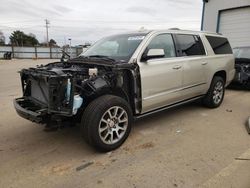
<box><xmin>135</xmin><ymin>95</ymin><xmax>204</xmax><ymax>119</ymax></box>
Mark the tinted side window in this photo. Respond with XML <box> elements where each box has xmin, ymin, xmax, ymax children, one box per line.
<box><xmin>206</xmin><ymin>36</ymin><xmax>232</xmax><ymax>55</ymax></box>
<box><xmin>175</xmin><ymin>34</ymin><xmax>206</xmax><ymax>56</ymax></box>
<box><xmin>145</xmin><ymin>34</ymin><xmax>176</xmax><ymax>59</ymax></box>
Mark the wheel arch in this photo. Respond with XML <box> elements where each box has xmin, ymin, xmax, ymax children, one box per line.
<box><xmin>83</xmin><ymin>86</ymin><xmax>135</xmax><ymax>114</ymax></box>
<box><xmin>214</xmin><ymin>70</ymin><xmax>227</xmax><ymax>83</ymax></box>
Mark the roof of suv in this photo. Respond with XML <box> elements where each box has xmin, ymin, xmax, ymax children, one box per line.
<box><xmin>126</xmin><ymin>29</ymin><xmax>223</xmax><ymax>37</ymax></box>
<box><xmin>151</xmin><ymin>29</ymin><xmax>222</xmax><ymax>36</ymax></box>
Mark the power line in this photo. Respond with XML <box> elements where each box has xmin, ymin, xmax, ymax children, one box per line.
<box><xmin>0</xmin><ymin>19</ymin><xmax>41</xmax><ymax>25</ymax></box>
<box><xmin>50</xmin><ymin>18</ymin><xmax>200</xmax><ymax>24</ymax></box>
<box><xmin>0</xmin><ymin>25</ymin><xmax>44</xmax><ymax>29</ymax></box>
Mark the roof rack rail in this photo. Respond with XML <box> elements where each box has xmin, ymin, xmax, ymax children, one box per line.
<box><xmin>169</xmin><ymin>28</ymin><xmax>180</xmax><ymax>30</ymax></box>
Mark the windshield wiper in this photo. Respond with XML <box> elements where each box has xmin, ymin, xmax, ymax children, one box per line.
<box><xmin>86</xmin><ymin>55</ymin><xmax>116</xmax><ymax>62</ymax></box>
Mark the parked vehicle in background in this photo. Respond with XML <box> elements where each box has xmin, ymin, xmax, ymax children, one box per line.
<box><xmin>232</xmin><ymin>47</ymin><xmax>250</xmax><ymax>87</ymax></box>
<box><xmin>14</xmin><ymin>29</ymin><xmax>235</xmax><ymax>151</ymax></box>
<box><xmin>3</xmin><ymin>52</ymin><xmax>12</xmax><ymax>60</ymax></box>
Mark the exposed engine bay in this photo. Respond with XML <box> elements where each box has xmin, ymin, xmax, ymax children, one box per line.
<box><xmin>14</xmin><ymin>57</ymin><xmax>141</xmax><ymax>124</ymax></box>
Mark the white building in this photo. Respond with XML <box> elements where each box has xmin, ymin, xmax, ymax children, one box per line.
<box><xmin>201</xmin><ymin>0</ymin><xmax>250</xmax><ymax>47</ymax></box>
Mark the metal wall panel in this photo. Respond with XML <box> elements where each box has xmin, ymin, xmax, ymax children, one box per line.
<box><xmin>203</xmin><ymin>0</ymin><xmax>250</xmax><ymax>32</ymax></box>
<box><xmin>219</xmin><ymin>7</ymin><xmax>250</xmax><ymax>47</ymax></box>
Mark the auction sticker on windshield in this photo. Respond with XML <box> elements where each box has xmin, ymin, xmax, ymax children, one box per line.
<box><xmin>128</xmin><ymin>36</ymin><xmax>145</xmax><ymax>41</ymax></box>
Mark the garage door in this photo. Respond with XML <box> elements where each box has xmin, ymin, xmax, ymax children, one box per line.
<box><xmin>219</xmin><ymin>7</ymin><xmax>250</xmax><ymax>48</ymax></box>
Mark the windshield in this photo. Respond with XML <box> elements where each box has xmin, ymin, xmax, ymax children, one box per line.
<box><xmin>80</xmin><ymin>33</ymin><xmax>146</xmax><ymax>62</ymax></box>
<box><xmin>233</xmin><ymin>47</ymin><xmax>250</xmax><ymax>59</ymax></box>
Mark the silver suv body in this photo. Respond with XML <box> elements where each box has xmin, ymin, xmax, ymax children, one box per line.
<box><xmin>14</xmin><ymin>29</ymin><xmax>235</xmax><ymax>151</ymax></box>
<box><xmin>132</xmin><ymin>30</ymin><xmax>235</xmax><ymax>113</ymax></box>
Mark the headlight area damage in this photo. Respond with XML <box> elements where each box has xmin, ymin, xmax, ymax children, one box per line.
<box><xmin>234</xmin><ymin>58</ymin><xmax>250</xmax><ymax>85</ymax></box>
<box><xmin>14</xmin><ymin>57</ymin><xmax>141</xmax><ymax>126</ymax></box>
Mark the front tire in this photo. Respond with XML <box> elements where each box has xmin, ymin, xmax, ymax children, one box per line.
<box><xmin>203</xmin><ymin>76</ymin><xmax>225</xmax><ymax>108</ymax></box>
<box><xmin>81</xmin><ymin>95</ymin><xmax>132</xmax><ymax>152</ymax></box>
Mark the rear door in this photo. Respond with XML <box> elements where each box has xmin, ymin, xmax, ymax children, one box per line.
<box><xmin>138</xmin><ymin>33</ymin><xmax>183</xmax><ymax>113</ymax></box>
<box><xmin>174</xmin><ymin>34</ymin><xmax>207</xmax><ymax>99</ymax></box>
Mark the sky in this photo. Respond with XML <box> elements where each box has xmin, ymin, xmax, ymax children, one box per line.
<box><xmin>0</xmin><ymin>0</ymin><xmax>203</xmax><ymax>46</ymax></box>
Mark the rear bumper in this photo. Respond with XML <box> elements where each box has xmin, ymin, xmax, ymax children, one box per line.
<box><xmin>13</xmin><ymin>97</ymin><xmax>47</xmax><ymax>123</ymax></box>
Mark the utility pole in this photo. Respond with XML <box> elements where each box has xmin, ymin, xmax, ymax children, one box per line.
<box><xmin>45</xmin><ymin>19</ymin><xmax>50</xmax><ymax>46</ymax></box>
<box><xmin>68</xmin><ymin>38</ymin><xmax>72</xmax><ymax>58</ymax></box>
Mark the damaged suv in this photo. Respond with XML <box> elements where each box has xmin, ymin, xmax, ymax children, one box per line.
<box><xmin>14</xmin><ymin>30</ymin><xmax>235</xmax><ymax>151</ymax></box>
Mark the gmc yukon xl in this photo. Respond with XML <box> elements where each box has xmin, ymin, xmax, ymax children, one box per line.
<box><xmin>14</xmin><ymin>30</ymin><xmax>235</xmax><ymax>151</ymax></box>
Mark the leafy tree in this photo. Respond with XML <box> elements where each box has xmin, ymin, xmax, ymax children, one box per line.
<box><xmin>26</xmin><ymin>33</ymin><xmax>39</xmax><ymax>46</ymax></box>
<box><xmin>49</xmin><ymin>39</ymin><xmax>57</xmax><ymax>47</ymax></box>
<box><xmin>0</xmin><ymin>31</ymin><xmax>5</xmax><ymax>45</ymax></box>
<box><xmin>9</xmin><ymin>30</ymin><xmax>39</xmax><ymax>46</ymax></box>
<box><xmin>9</xmin><ymin>30</ymin><xmax>25</xmax><ymax>46</ymax></box>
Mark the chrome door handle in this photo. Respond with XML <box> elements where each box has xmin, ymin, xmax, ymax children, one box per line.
<box><xmin>202</xmin><ymin>62</ymin><xmax>208</xmax><ymax>65</ymax></box>
<box><xmin>173</xmin><ymin>65</ymin><xmax>182</xmax><ymax>70</ymax></box>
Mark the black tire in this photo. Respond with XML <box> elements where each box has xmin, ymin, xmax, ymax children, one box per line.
<box><xmin>203</xmin><ymin>76</ymin><xmax>225</xmax><ymax>108</ymax></box>
<box><xmin>81</xmin><ymin>95</ymin><xmax>132</xmax><ymax>152</ymax></box>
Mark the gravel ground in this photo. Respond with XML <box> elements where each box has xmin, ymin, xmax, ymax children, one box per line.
<box><xmin>0</xmin><ymin>59</ymin><xmax>250</xmax><ymax>188</ymax></box>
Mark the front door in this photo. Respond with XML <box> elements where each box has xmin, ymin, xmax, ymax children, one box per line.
<box><xmin>138</xmin><ymin>33</ymin><xmax>183</xmax><ymax>113</ymax></box>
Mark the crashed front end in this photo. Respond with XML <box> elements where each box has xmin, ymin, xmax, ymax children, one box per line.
<box><xmin>14</xmin><ymin>58</ymin><xmax>139</xmax><ymax>125</ymax></box>
<box><xmin>14</xmin><ymin>60</ymin><xmax>117</xmax><ymax>124</ymax></box>
<box><xmin>14</xmin><ymin>66</ymin><xmax>74</xmax><ymax>124</ymax></box>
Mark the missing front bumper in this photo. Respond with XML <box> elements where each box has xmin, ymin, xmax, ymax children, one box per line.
<box><xmin>14</xmin><ymin>97</ymin><xmax>48</xmax><ymax>123</ymax></box>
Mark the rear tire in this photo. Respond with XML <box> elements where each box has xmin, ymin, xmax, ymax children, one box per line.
<box><xmin>81</xmin><ymin>95</ymin><xmax>132</xmax><ymax>152</ymax></box>
<box><xmin>203</xmin><ymin>76</ymin><xmax>225</xmax><ymax>108</ymax></box>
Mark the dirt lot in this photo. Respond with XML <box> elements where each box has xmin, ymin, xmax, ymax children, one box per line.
<box><xmin>1</xmin><ymin>59</ymin><xmax>250</xmax><ymax>188</ymax></box>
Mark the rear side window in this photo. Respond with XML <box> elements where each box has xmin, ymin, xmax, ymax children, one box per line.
<box><xmin>206</xmin><ymin>36</ymin><xmax>232</xmax><ymax>55</ymax></box>
<box><xmin>175</xmin><ymin>34</ymin><xmax>206</xmax><ymax>56</ymax></box>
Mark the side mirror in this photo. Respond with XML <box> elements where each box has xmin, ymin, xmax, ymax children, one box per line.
<box><xmin>146</xmin><ymin>49</ymin><xmax>165</xmax><ymax>60</ymax></box>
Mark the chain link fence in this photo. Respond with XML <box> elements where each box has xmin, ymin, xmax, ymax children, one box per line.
<box><xmin>0</xmin><ymin>46</ymin><xmax>85</xmax><ymax>59</ymax></box>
